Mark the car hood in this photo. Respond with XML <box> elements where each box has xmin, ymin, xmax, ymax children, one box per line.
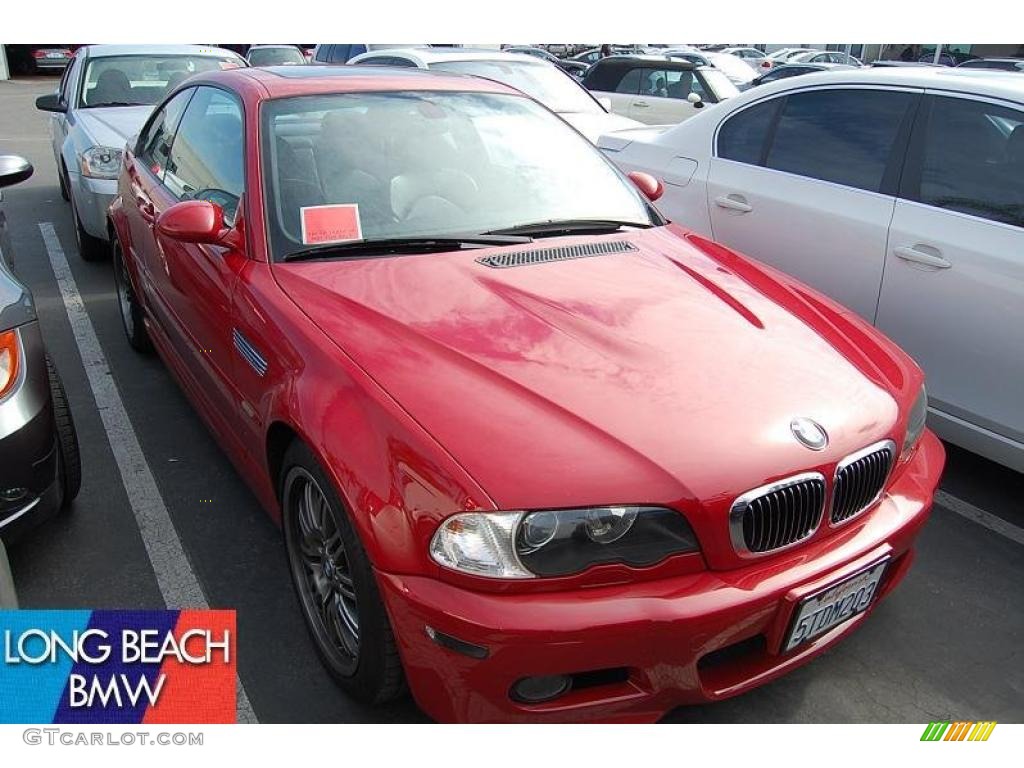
<box><xmin>559</xmin><ymin>110</ymin><xmax>644</xmax><ymax>143</ymax></box>
<box><xmin>273</xmin><ymin>227</ymin><xmax>915</xmax><ymax>563</ymax></box>
<box><xmin>75</xmin><ymin>106</ymin><xmax>153</xmax><ymax>149</ymax></box>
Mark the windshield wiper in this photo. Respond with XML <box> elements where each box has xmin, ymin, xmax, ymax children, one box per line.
<box><xmin>85</xmin><ymin>101</ymin><xmax>147</xmax><ymax>108</ymax></box>
<box><xmin>483</xmin><ymin>219</ymin><xmax>655</xmax><ymax>238</ymax></box>
<box><xmin>281</xmin><ymin>234</ymin><xmax>533</xmax><ymax>263</ymax></box>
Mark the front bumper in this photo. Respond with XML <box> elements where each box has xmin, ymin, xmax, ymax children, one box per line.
<box><xmin>0</xmin><ymin>323</ymin><xmax>60</xmax><ymax>538</ymax></box>
<box><xmin>378</xmin><ymin>430</ymin><xmax>945</xmax><ymax>722</ymax></box>
<box><xmin>70</xmin><ymin>173</ymin><xmax>117</xmax><ymax>241</ymax></box>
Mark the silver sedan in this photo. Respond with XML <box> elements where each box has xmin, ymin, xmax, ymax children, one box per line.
<box><xmin>35</xmin><ymin>44</ymin><xmax>245</xmax><ymax>260</ymax></box>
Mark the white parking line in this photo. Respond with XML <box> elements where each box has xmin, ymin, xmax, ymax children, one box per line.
<box><xmin>38</xmin><ymin>222</ymin><xmax>258</xmax><ymax>724</ymax></box>
<box><xmin>935</xmin><ymin>490</ymin><xmax>1024</xmax><ymax>546</ymax></box>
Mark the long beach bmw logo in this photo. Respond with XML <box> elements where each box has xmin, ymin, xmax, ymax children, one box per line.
<box><xmin>790</xmin><ymin>417</ymin><xmax>828</xmax><ymax>451</ymax></box>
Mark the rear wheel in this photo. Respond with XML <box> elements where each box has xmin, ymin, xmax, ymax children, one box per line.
<box><xmin>113</xmin><ymin>239</ymin><xmax>151</xmax><ymax>353</ymax></box>
<box><xmin>46</xmin><ymin>357</ymin><xmax>81</xmax><ymax>508</ymax></box>
<box><xmin>281</xmin><ymin>441</ymin><xmax>405</xmax><ymax>705</ymax></box>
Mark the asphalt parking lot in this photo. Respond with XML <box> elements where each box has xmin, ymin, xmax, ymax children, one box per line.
<box><xmin>1</xmin><ymin>76</ymin><xmax>1021</xmax><ymax>724</ymax></box>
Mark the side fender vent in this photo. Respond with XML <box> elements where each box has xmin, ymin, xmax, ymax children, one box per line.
<box><xmin>476</xmin><ymin>240</ymin><xmax>638</xmax><ymax>269</ymax></box>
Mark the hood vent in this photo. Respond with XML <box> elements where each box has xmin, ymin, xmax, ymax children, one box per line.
<box><xmin>476</xmin><ymin>240</ymin><xmax>638</xmax><ymax>269</ymax></box>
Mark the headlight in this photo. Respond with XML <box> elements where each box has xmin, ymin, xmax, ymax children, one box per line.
<box><xmin>0</xmin><ymin>329</ymin><xmax>22</xmax><ymax>400</ymax></box>
<box><xmin>902</xmin><ymin>385</ymin><xmax>928</xmax><ymax>460</ymax></box>
<box><xmin>429</xmin><ymin>506</ymin><xmax>700</xmax><ymax>579</ymax></box>
<box><xmin>79</xmin><ymin>146</ymin><xmax>123</xmax><ymax>179</ymax></box>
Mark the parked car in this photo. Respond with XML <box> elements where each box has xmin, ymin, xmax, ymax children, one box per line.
<box><xmin>749</xmin><ymin>62</ymin><xmax>855</xmax><ymax>87</ymax></box>
<box><xmin>758</xmin><ymin>47</ymin><xmax>816</xmax><ymax>71</ymax></box>
<box><xmin>957</xmin><ymin>58</ymin><xmax>1024</xmax><ymax>72</ymax></box>
<box><xmin>26</xmin><ymin>46</ymin><xmax>75</xmax><ymax>73</ymax></box>
<box><xmin>720</xmin><ymin>46</ymin><xmax>767</xmax><ymax>65</ymax></box>
<box><xmin>109</xmin><ymin>65</ymin><xmax>942</xmax><ymax>723</ymax></box>
<box><xmin>572</xmin><ymin>46</ymin><xmax>643</xmax><ymax>66</ymax></box>
<box><xmin>0</xmin><ymin>538</ymin><xmax>15</xmax><ymax>608</ymax></box>
<box><xmin>34</xmin><ymin>44</ymin><xmax>246</xmax><ymax>261</ymax></box>
<box><xmin>703</xmin><ymin>51</ymin><xmax>759</xmax><ymax>86</ymax></box>
<box><xmin>311</xmin><ymin>44</ymin><xmax>428</xmax><ymax>64</ymax></box>
<box><xmin>247</xmin><ymin>44</ymin><xmax>306</xmax><ymax>67</ymax></box>
<box><xmin>502</xmin><ymin>46</ymin><xmax>589</xmax><ymax>77</ymax></box>
<box><xmin>0</xmin><ymin>155</ymin><xmax>81</xmax><ymax>539</ymax></box>
<box><xmin>790</xmin><ymin>50</ymin><xmax>863</xmax><ymax>67</ymax></box>
<box><xmin>599</xmin><ymin>67</ymin><xmax>1024</xmax><ymax>472</ymax></box>
<box><xmin>348</xmin><ymin>48</ymin><xmax>641</xmax><ymax>142</ymax></box>
<box><xmin>582</xmin><ymin>55</ymin><xmax>739</xmax><ymax>124</ymax></box>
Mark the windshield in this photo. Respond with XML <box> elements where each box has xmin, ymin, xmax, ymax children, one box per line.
<box><xmin>249</xmin><ymin>47</ymin><xmax>305</xmax><ymax>66</ymax></box>
<box><xmin>429</xmin><ymin>60</ymin><xmax>601</xmax><ymax>114</ymax></box>
<box><xmin>80</xmin><ymin>54</ymin><xmax>244</xmax><ymax>108</ymax></box>
<box><xmin>262</xmin><ymin>91</ymin><xmax>653</xmax><ymax>259</ymax></box>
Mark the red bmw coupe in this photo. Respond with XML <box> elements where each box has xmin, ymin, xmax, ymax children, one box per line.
<box><xmin>109</xmin><ymin>66</ymin><xmax>944</xmax><ymax>723</ymax></box>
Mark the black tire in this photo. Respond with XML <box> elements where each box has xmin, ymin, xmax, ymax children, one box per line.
<box><xmin>46</xmin><ymin>357</ymin><xmax>81</xmax><ymax>507</ymax></box>
<box><xmin>113</xmin><ymin>239</ymin><xmax>151</xmax><ymax>353</ymax></box>
<box><xmin>58</xmin><ymin>163</ymin><xmax>70</xmax><ymax>202</ymax></box>
<box><xmin>70</xmin><ymin>189</ymin><xmax>107</xmax><ymax>261</ymax></box>
<box><xmin>280</xmin><ymin>440</ymin><xmax>405</xmax><ymax>705</ymax></box>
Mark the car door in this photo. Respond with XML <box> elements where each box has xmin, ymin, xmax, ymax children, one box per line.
<box><xmin>706</xmin><ymin>86</ymin><xmax>920</xmax><ymax>320</ymax></box>
<box><xmin>599</xmin><ymin>66</ymin><xmax>644</xmax><ymax>120</ymax></box>
<box><xmin>877</xmin><ymin>93</ymin><xmax>1024</xmax><ymax>468</ymax></box>
<box><xmin>50</xmin><ymin>52</ymin><xmax>78</xmax><ymax>170</ymax></box>
<box><xmin>631</xmin><ymin>68</ymin><xmax>699</xmax><ymax>124</ymax></box>
<box><xmin>148</xmin><ymin>86</ymin><xmax>248</xmax><ymax>428</ymax></box>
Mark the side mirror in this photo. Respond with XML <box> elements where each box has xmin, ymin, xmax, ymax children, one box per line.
<box><xmin>0</xmin><ymin>156</ymin><xmax>33</xmax><ymax>189</ymax></box>
<box><xmin>687</xmin><ymin>92</ymin><xmax>705</xmax><ymax>108</ymax></box>
<box><xmin>597</xmin><ymin>96</ymin><xmax>613</xmax><ymax>112</ymax></box>
<box><xmin>35</xmin><ymin>92</ymin><xmax>66</xmax><ymax>113</ymax></box>
<box><xmin>156</xmin><ymin>200</ymin><xmax>227</xmax><ymax>245</ymax></box>
<box><xmin>628</xmin><ymin>171</ymin><xmax>664</xmax><ymax>202</ymax></box>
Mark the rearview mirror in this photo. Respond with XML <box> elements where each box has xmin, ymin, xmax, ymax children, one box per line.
<box><xmin>627</xmin><ymin>171</ymin><xmax>664</xmax><ymax>202</ymax></box>
<box><xmin>35</xmin><ymin>92</ymin><xmax>66</xmax><ymax>113</ymax></box>
<box><xmin>687</xmin><ymin>92</ymin><xmax>705</xmax><ymax>108</ymax></box>
<box><xmin>0</xmin><ymin>155</ymin><xmax>33</xmax><ymax>189</ymax></box>
<box><xmin>156</xmin><ymin>200</ymin><xmax>227</xmax><ymax>245</ymax></box>
<box><xmin>598</xmin><ymin>96</ymin><xmax>613</xmax><ymax>112</ymax></box>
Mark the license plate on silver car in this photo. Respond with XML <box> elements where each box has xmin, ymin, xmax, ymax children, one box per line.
<box><xmin>783</xmin><ymin>559</ymin><xmax>888</xmax><ymax>652</ymax></box>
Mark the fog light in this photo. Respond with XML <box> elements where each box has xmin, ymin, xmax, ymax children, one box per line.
<box><xmin>1</xmin><ymin>488</ymin><xmax>28</xmax><ymax>503</ymax></box>
<box><xmin>510</xmin><ymin>674</ymin><xmax>572</xmax><ymax>704</ymax></box>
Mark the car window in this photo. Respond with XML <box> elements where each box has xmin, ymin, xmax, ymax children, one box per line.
<box><xmin>909</xmin><ymin>96</ymin><xmax>1024</xmax><ymax>228</ymax></box>
<box><xmin>766</xmin><ymin>89</ymin><xmax>914</xmax><ymax>193</ymax></box>
<box><xmin>164</xmin><ymin>86</ymin><xmax>245</xmax><ymax>222</ymax></box>
<box><xmin>137</xmin><ymin>88</ymin><xmax>194</xmax><ymax>178</ymax></box>
<box><xmin>614</xmin><ymin>68</ymin><xmax>643</xmax><ymax>95</ymax></box>
<box><xmin>57</xmin><ymin>53</ymin><xmax>76</xmax><ymax>104</ymax></box>
<box><xmin>79</xmin><ymin>53</ymin><xmax>244</xmax><ymax>108</ymax></box>
<box><xmin>359</xmin><ymin>56</ymin><xmax>414</xmax><ymax>67</ymax></box>
<box><xmin>431</xmin><ymin>60</ymin><xmax>601</xmax><ymax>114</ymax></box>
<box><xmin>718</xmin><ymin>98</ymin><xmax>780</xmax><ymax>164</ymax></box>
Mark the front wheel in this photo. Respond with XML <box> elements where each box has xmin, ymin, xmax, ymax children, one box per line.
<box><xmin>113</xmin><ymin>240</ymin><xmax>151</xmax><ymax>352</ymax></box>
<box><xmin>70</xmin><ymin>190</ymin><xmax>107</xmax><ymax>262</ymax></box>
<box><xmin>281</xmin><ymin>441</ymin><xmax>405</xmax><ymax>705</ymax></box>
<box><xmin>46</xmin><ymin>357</ymin><xmax>81</xmax><ymax>507</ymax></box>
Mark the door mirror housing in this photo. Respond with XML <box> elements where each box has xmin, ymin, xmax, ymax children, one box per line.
<box><xmin>35</xmin><ymin>92</ymin><xmax>66</xmax><ymax>113</ymax></box>
<box><xmin>0</xmin><ymin>156</ymin><xmax>33</xmax><ymax>189</ymax></box>
<box><xmin>687</xmin><ymin>92</ymin><xmax>705</xmax><ymax>108</ymax></box>
<box><xmin>156</xmin><ymin>200</ymin><xmax>233</xmax><ymax>245</ymax></box>
<box><xmin>627</xmin><ymin>171</ymin><xmax>664</xmax><ymax>202</ymax></box>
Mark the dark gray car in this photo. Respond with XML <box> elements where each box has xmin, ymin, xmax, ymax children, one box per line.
<box><xmin>0</xmin><ymin>155</ymin><xmax>81</xmax><ymax>540</ymax></box>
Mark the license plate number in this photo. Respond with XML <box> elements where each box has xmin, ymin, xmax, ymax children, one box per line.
<box><xmin>46</xmin><ymin>53</ymin><xmax>64</xmax><ymax>59</ymax></box>
<box><xmin>783</xmin><ymin>559</ymin><xmax>888</xmax><ymax>652</ymax></box>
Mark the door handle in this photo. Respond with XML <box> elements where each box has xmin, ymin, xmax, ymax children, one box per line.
<box><xmin>137</xmin><ymin>198</ymin><xmax>156</xmax><ymax>224</ymax></box>
<box><xmin>714</xmin><ymin>194</ymin><xmax>753</xmax><ymax>213</ymax></box>
<box><xmin>633</xmin><ymin>100</ymin><xmax>650</xmax><ymax>108</ymax></box>
<box><xmin>894</xmin><ymin>245</ymin><xmax>951</xmax><ymax>269</ymax></box>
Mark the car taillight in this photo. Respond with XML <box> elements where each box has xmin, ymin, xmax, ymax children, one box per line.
<box><xmin>0</xmin><ymin>329</ymin><xmax>21</xmax><ymax>399</ymax></box>
<box><xmin>32</xmin><ymin>50</ymin><xmax>46</xmax><ymax>59</ymax></box>
<box><xmin>761</xmin><ymin>60</ymin><xmax>772</xmax><ymax>68</ymax></box>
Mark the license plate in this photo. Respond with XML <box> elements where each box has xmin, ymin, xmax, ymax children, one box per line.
<box><xmin>46</xmin><ymin>53</ymin><xmax>64</xmax><ymax>59</ymax></box>
<box><xmin>783</xmin><ymin>559</ymin><xmax>888</xmax><ymax>652</ymax></box>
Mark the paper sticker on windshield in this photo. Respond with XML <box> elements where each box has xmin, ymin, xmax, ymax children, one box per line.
<box><xmin>300</xmin><ymin>204</ymin><xmax>362</xmax><ymax>246</ymax></box>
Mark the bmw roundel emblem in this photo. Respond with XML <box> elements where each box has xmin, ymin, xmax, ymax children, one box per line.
<box><xmin>790</xmin><ymin>417</ymin><xmax>828</xmax><ymax>451</ymax></box>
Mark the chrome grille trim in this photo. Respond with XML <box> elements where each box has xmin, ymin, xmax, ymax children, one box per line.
<box><xmin>475</xmin><ymin>240</ymin><xmax>637</xmax><ymax>269</ymax></box>
<box><xmin>830</xmin><ymin>440</ymin><xmax>896</xmax><ymax>527</ymax></box>
<box><xmin>729</xmin><ymin>472</ymin><xmax>827</xmax><ymax>558</ymax></box>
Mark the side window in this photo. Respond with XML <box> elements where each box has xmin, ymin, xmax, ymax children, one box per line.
<box><xmin>360</xmin><ymin>56</ymin><xmax>413</xmax><ymax>67</ymax></box>
<box><xmin>137</xmin><ymin>89</ymin><xmax>194</xmax><ymax>179</ymax></box>
<box><xmin>640</xmin><ymin>68</ymin><xmax>670</xmax><ymax>97</ymax></box>
<box><xmin>664</xmin><ymin>69</ymin><xmax>696</xmax><ymax>99</ymax></box>
<box><xmin>614</xmin><ymin>68</ymin><xmax>642</xmax><ymax>95</ymax></box>
<box><xmin>911</xmin><ymin>96</ymin><xmax>1024</xmax><ymax>228</ymax></box>
<box><xmin>766</xmin><ymin>89</ymin><xmax>914</xmax><ymax>193</ymax></box>
<box><xmin>718</xmin><ymin>98</ymin><xmax>780</xmax><ymax>164</ymax></box>
<box><xmin>313</xmin><ymin>45</ymin><xmax>332</xmax><ymax>63</ymax></box>
<box><xmin>164</xmin><ymin>87</ymin><xmax>245</xmax><ymax>222</ymax></box>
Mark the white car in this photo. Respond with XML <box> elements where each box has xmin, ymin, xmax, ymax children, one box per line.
<box><xmin>790</xmin><ymin>50</ymin><xmax>863</xmax><ymax>67</ymax></box>
<box><xmin>35</xmin><ymin>44</ymin><xmax>246</xmax><ymax>260</ymax></box>
<box><xmin>721</xmin><ymin>46</ymin><xmax>767</xmax><ymax>65</ymax></box>
<box><xmin>348</xmin><ymin>48</ymin><xmax>641</xmax><ymax>143</ymax></box>
<box><xmin>703</xmin><ymin>51</ymin><xmax>758</xmax><ymax>86</ymax></box>
<box><xmin>581</xmin><ymin>54</ymin><xmax>739</xmax><ymax>125</ymax></box>
<box><xmin>757</xmin><ymin>47</ymin><xmax>817</xmax><ymax>72</ymax></box>
<box><xmin>599</xmin><ymin>67</ymin><xmax>1024</xmax><ymax>472</ymax></box>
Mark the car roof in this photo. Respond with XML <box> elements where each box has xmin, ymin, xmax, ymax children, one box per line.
<box><xmin>81</xmin><ymin>44</ymin><xmax>241</xmax><ymax>59</ymax></box>
<box><xmin>353</xmin><ymin>47</ymin><xmax>543</xmax><ymax>66</ymax></box>
<box><xmin>248</xmin><ymin>44</ymin><xmax>301</xmax><ymax>50</ymax></box>
<box><xmin>769</xmin><ymin>65</ymin><xmax>1024</xmax><ymax>100</ymax></box>
<box><xmin>593</xmin><ymin>54</ymin><xmax>698</xmax><ymax>70</ymax></box>
<box><xmin>198</xmin><ymin>65</ymin><xmax>522</xmax><ymax>100</ymax></box>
